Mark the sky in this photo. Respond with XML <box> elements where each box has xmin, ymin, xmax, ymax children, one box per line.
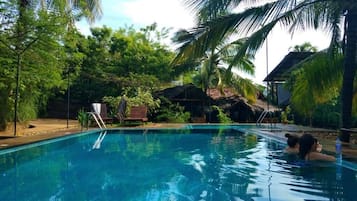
<box><xmin>76</xmin><ymin>0</ymin><xmax>331</xmax><ymax>85</ymax></box>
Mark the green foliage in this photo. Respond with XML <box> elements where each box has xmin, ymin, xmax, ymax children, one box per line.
<box><xmin>289</xmin><ymin>52</ymin><xmax>343</xmax><ymax>118</ymax></box>
<box><xmin>0</xmin><ymin>2</ymin><xmax>70</xmax><ymax>129</ymax></box>
<box><xmin>124</xmin><ymin>88</ymin><xmax>161</xmax><ymax>110</ymax></box>
<box><xmin>173</xmin><ymin>32</ymin><xmax>257</xmax><ymax>99</ymax></box>
<box><xmin>121</xmin><ymin>73</ymin><xmax>160</xmax><ymax>92</ymax></box>
<box><xmin>291</xmin><ymin>96</ymin><xmax>342</xmax><ymax>128</ymax></box>
<box><xmin>103</xmin><ymin>88</ymin><xmax>161</xmax><ymax>116</ymax></box>
<box><xmin>229</xmin><ymin>74</ymin><xmax>258</xmax><ymax>103</ymax></box>
<box><xmin>102</xmin><ymin>96</ymin><xmax>122</xmax><ymax>113</ymax></box>
<box><xmin>77</xmin><ymin>108</ymin><xmax>89</xmax><ymax>130</ymax></box>
<box><xmin>69</xmin><ymin>25</ymin><xmax>175</xmax><ymax>104</ymax></box>
<box><xmin>290</xmin><ymin>42</ymin><xmax>318</xmax><ymax>52</ymax></box>
<box><xmin>212</xmin><ymin>105</ymin><xmax>233</xmax><ymax>123</ymax></box>
<box><xmin>0</xmin><ymin>0</ymin><xmax>102</xmax><ymax>130</ymax></box>
<box><xmin>311</xmin><ymin>99</ymin><xmax>341</xmax><ymax>129</ymax></box>
<box><xmin>281</xmin><ymin>106</ymin><xmax>293</xmax><ymax>124</ymax></box>
<box><xmin>154</xmin><ymin>97</ymin><xmax>191</xmax><ymax>123</ymax></box>
<box><xmin>180</xmin><ymin>0</ymin><xmax>357</xmax><ymax>141</ymax></box>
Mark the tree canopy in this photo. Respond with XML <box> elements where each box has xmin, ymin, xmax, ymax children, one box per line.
<box><xmin>177</xmin><ymin>0</ymin><xmax>357</xmax><ymax>142</ymax></box>
<box><xmin>67</xmin><ymin>25</ymin><xmax>177</xmax><ymax>104</ymax></box>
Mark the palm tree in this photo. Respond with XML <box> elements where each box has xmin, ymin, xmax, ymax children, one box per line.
<box><xmin>290</xmin><ymin>42</ymin><xmax>318</xmax><ymax>52</ymax></box>
<box><xmin>179</xmin><ymin>0</ymin><xmax>357</xmax><ymax>142</ymax></box>
<box><xmin>172</xmin><ymin>29</ymin><xmax>257</xmax><ymax>101</ymax></box>
<box><xmin>288</xmin><ymin>51</ymin><xmax>343</xmax><ymax>126</ymax></box>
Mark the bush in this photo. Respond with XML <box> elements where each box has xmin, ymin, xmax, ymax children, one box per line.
<box><xmin>103</xmin><ymin>87</ymin><xmax>161</xmax><ymax>117</ymax></box>
<box><xmin>153</xmin><ymin>97</ymin><xmax>190</xmax><ymax>123</ymax></box>
<box><xmin>212</xmin><ymin>105</ymin><xmax>233</xmax><ymax>123</ymax></box>
<box><xmin>77</xmin><ymin>108</ymin><xmax>89</xmax><ymax>130</ymax></box>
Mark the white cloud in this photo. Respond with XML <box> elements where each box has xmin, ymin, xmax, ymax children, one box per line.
<box><xmin>121</xmin><ymin>0</ymin><xmax>195</xmax><ymax>30</ymax></box>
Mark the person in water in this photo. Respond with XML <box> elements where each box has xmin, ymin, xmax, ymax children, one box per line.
<box><xmin>284</xmin><ymin>133</ymin><xmax>300</xmax><ymax>154</ymax></box>
<box><xmin>298</xmin><ymin>133</ymin><xmax>335</xmax><ymax>162</ymax></box>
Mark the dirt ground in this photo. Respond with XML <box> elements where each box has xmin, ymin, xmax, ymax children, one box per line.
<box><xmin>0</xmin><ymin>118</ymin><xmax>80</xmax><ymax>137</ymax></box>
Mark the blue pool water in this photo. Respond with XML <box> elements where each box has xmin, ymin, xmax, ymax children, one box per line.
<box><xmin>0</xmin><ymin>126</ymin><xmax>356</xmax><ymax>201</ymax></box>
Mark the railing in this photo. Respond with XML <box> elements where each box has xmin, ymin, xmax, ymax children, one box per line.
<box><xmin>92</xmin><ymin>130</ymin><xmax>107</xmax><ymax>149</ymax></box>
<box><xmin>256</xmin><ymin>110</ymin><xmax>269</xmax><ymax>126</ymax></box>
<box><xmin>88</xmin><ymin>112</ymin><xmax>107</xmax><ymax>129</ymax></box>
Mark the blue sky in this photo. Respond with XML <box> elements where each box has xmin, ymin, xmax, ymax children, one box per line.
<box><xmin>76</xmin><ymin>0</ymin><xmax>195</xmax><ymax>35</ymax></box>
<box><xmin>76</xmin><ymin>0</ymin><xmax>330</xmax><ymax>85</ymax></box>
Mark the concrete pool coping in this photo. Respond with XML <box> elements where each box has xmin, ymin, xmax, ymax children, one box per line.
<box><xmin>0</xmin><ymin>119</ymin><xmax>356</xmax><ymax>162</ymax></box>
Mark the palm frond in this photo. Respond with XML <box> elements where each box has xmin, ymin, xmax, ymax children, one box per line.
<box><xmin>182</xmin><ymin>0</ymin><xmax>241</xmax><ymax>23</ymax></box>
<box><xmin>227</xmin><ymin>21</ymin><xmax>274</xmax><ymax>71</ymax></box>
<box><xmin>287</xmin><ymin>1</ymin><xmax>341</xmax><ymax>36</ymax></box>
<box><xmin>230</xmin><ymin>74</ymin><xmax>257</xmax><ymax>102</ymax></box>
<box><xmin>290</xmin><ymin>50</ymin><xmax>343</xmax><ymax>115</ymax></box>
<box><xmin>290</xmin><ymin>70</ymin><xmax>316</xmax><ymax>116</ymax></box>
<box><xmin>173</xmin><ymin>1</ymin><xmax>282</xmax><ymax>65</ymax></box>
<box><xmin>171</xmin><ymin>27</ymin><xmax>212</xmax><ymax>65</ymax></box>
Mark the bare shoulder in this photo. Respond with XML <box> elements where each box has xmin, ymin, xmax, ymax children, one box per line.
<box><xmin>309</xmin><ymin>152</ymin><xmax>336</xmax><ymax>162</ymax></box>
<box><xmin>284</xmin><ymin>147</ymin><xmax>298</xmax><ymax>154</ymax></box>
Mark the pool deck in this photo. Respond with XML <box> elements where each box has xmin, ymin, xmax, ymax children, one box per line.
<box><xmin>0</xmin><ymin>119</ymin><xmax>356</xmax><ymax>162</ymax></box>
<box><xmin>0</xmin><ymin>119</ymin><xmax>184</xmax><ymax>149</ymax></box>
<box><xmin>0</xmin><ymin>119</ymin><xmax>82</xmax><ymax>149</ymax></box>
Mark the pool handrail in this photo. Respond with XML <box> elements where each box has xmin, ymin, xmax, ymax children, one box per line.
<box><xmin>88</xmin><ymin>112</ymin><xmax>107</xmax><ymax>129</ymax></box>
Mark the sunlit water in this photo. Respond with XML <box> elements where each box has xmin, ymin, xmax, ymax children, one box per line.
<box><xmin>0</xmin><ymin>126</ymin><xmax>356</xmax><ymax>201</ymax></box>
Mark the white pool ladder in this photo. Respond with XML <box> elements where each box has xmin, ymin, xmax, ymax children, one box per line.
<box><xmin>92</xmin><ymin>130</ymin><xmax>107</xmax><ymax>149</ymax></box>
<box><xmin>88</xmin><ymin>112</ymin><xmax>107</xmax><ymax>129</ymax></box>
<box><xmin>256</xmin><ymin>110</ymin><xmax>269</xmax><ymax>125</ymax></box>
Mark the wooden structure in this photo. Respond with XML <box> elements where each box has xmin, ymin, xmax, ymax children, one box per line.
<box><xmin>264</xmin><ymin>51</ymin><xmax>314</xmax><ymax>106</ymax></box>
<box><xmin>154</xmin><ymin>84</ymin><xmax>212</xmax><ymax>122</ymax></box>
<box><xmin>123</xmin><ymin>105</ymin><xmax>148</xmax><ymax>123</ymax></box>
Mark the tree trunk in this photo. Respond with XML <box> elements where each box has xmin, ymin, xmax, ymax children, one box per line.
<box><xmin>340</xmin><ymin>9</ymin><xmax>357</xmax><ymax>142</ymax></box>
<box><xmin>0</xmin><ymin>87</ymin><xmax>11</xmax><ymax>130</ymax></box>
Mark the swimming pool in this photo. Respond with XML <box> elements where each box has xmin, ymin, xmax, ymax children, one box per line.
<box><xmin>0</xmin><ymin>125</ymin><xmax>356</xmax><ymax>201</ymax></box>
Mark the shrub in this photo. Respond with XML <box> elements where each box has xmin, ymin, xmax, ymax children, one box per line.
<box><xmin>212</xmin><ymin>105</ymin><xmax>233</xmax><ymax>123</ymax></box>
<box><xmin>153</xmin><ymin>97</ymin><xmax>190</xmax><ymax>123</ymax></box>
<box><xmin>77</xmin><ymin>108</ymin><xmax>89</xmax><ymax>130</ymax></box>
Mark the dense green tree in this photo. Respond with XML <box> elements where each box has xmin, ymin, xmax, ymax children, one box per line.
<box><xmin>179</xmin><ymin>0</ymin><xmax>357</xmax><ymax>142</ymax></box>
<box><xmin>14</xmin><ymin>0</ymin><xmax>102</xmax><ymax>24</ymax></box>
<box><xmin>0</xmin><ymin>2</ymin><xmax>68</xmax><ymax>131</ymax></box>
<box><xmin>68</xmin><ymin>25</ymin><xmax>176</xmax><ymax>105</ymax></box>
<box><xmin>0</xmin><ymin>0</ymin><xmax>102</xmax><ymax>133</ymax></box>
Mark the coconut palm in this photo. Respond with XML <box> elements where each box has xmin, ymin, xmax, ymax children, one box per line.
<box><xmin>172</xmin><ymin>29</ymin><xmax>257</xmax><ymax>101</ymax></box>
<box><xmin>288</xmin><ymin>50</ymin><xmax>343</xmax><ymax>126</ymax></box>
<box><xmin>290</xmin><ymin>42</ymin><xmax>318</xmax><ymax>52</ymax></box>
<box><xmin>179</xmin><ymin>0</ymin><xmax>357</xmax><ymax>142</ymax></box>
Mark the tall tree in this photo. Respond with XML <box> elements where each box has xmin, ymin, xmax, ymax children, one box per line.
<box><xmin>172</xmin><ymin>29</ymin><xmax>257</xmax><ymax>101</ymax></box>
<box><xmin>179</xmin><ymin>0</ymin><xmax>357</xmax><ymax>142</ymax></box>
<box><xmin>0</xmin><ymin>0</ymin><xmax>102</xmax><ymax>134</ymax></box>
<box><xmin>15</xmin><ymin>0</ymin><xmax>102</xmax><ymax>24</ymax></box>
<box><xmin>288</xmin><ymin>51</ymin><xmax>343</xmax><ymax>126</ymax></box>
<box><xmin>67</xmin><ymin>25</ymin><xmax>175</xmax><ymax>105</ymax></box>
